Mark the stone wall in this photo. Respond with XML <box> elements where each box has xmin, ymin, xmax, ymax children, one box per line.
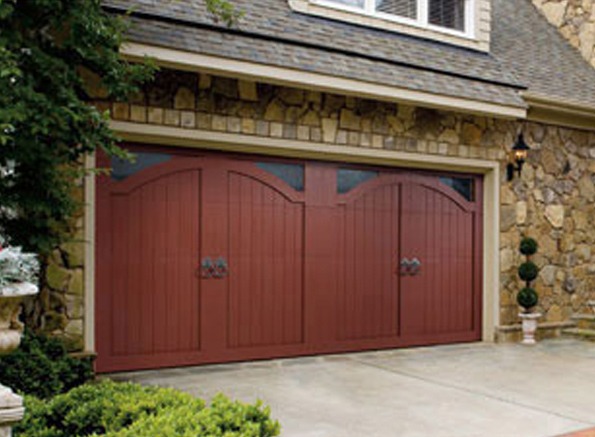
<box><xmin>85</xmin><ymin>69</ymin><xmax>595</xmax><ymax>343</ymax></box>
<box><xmin>36</xmin><ymin>192</ymin><xmax>85</xmax><ymax>352</ymax></box>
<box><xmin>533</xmin><ymin>0</ymin><xmax>595</xmax><ymax>67</ymax></box>
<box><xmin>499</xmin><ymin>123</ymin><xmax>595</xmax><ymax>327</ymax></box>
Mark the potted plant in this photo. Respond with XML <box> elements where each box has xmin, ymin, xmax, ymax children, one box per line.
<box><xmin>517</xmin><ymin>237</ymin><xmax>541</xmax><ymax>345</ymax></box>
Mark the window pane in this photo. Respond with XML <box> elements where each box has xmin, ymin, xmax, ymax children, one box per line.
<box><xmin>376</xmin><ymin>0</ymin><xmax>417</xmax><ymax>19</ymax></box>
<box><xmin>337</xmin><ymin>169</ymin><xmax>379</xmax><ymax>194</ymax></box>
<box><xmin>256</xmin><ymin>162</ymin><xmax>305</xmax><ymax>191</ymax></box>
<box><xmin>429</xmin><ymin>0</ymin><xmax>465</xmax><ymax>31</ymax></box>
<box><xmin>439</xmin><ymin>177</ymin><xmax>474</xmax><ymax>201</ymax></box>
<box><xmin>111</xmin><ymin>152</ymin><xmax>171</xmax><ymax>181</ymax></box>
<box><xmin>326</xmin><ymin>0</ymin><xmax>365</xmax><ymax>8</ymax></box>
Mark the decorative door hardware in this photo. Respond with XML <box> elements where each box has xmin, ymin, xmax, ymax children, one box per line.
<box><xmin>409</xmin><ymin>258</ymin><xmax>421</xmax><ymax>276</ymax></box>
<box><xmin>399</xmin><ymin>257</ymin><xmax>421</xmax><ymax>276</ymax></box>
<box><xmin>199</xmin><ymin>257</ymin><xmax>229</xmax><ymax>279</ymax></box>
<box><xmin>399</xmin><ymin>258</ymin><xmax>411</xmax><ymax>276</ymax></box>
<box><xmin>212</xmin><ymin>257</ymin><xmax>229</xmax><ymax>279</ymax></box>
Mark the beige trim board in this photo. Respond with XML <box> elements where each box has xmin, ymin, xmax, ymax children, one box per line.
<box><xmin>83</xmin><ymin>121</ymin><xmax>501</xmax><ymax>352</ymax></box>
<box><xmin>84</xmin><ymin>153</ymin><xmax>96</xmax><ymax>352</ymax></box>
<box><xmin>524</xmin><ymin>92</ymin><xmax>595</xmax><ymax>132</ymax></box>
<box><xmin>111</xmin><ymin>120</ymin><xmax>498</xmax><ymax>173</ymax></box>
<box><xmin>110</xmin><ymin>120</ymin><xmax>501</xmax><ymax>342</ymax></box>
<box><xmin>288</xmin><ymin>0</ymin><xmax>490</xmax><ymax>52</ymax></box>
<box><xmin>120</xmin><ymin>43</ymin><xmax>526</xmax><ymax>120</ymax></box>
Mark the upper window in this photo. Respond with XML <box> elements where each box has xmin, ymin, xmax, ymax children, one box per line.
<box><xmin>318</xmin><ymin>0</ymin><xmax>469</xmax><ymax>33</ymax></box>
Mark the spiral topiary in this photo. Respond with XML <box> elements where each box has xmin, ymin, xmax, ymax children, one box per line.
<box><xmin>518</xmin><ymin>261</ymin><xmax>539</xmax><ymax>282</ymax></box>
<box><xmin>517</xmin><ymin>287</ymin><xmax>538</xmax><ymax>311</ymax></box>
<box><xmin>519</xmin><ymin>237</ymin><xmax>538</xmax><ymax>256</ymax></box>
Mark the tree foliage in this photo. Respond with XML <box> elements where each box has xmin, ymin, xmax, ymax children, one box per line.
<box><xmin>0</xmin><ymin>0</ymin><xmax>155</xmax><ymax>255</ymax></box>
<box><xmin>0</xmin><ymin>0</ymin><xmax>238</xmax><ymax>256</ymax></box>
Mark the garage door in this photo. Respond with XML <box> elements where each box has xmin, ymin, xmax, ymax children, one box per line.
<box><xmin>96</xmin><ymin>146</ymin><xmax>482</xmax><ymax>372</ymax></box>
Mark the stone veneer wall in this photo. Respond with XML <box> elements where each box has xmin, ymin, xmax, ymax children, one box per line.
<box><xmin>533</xmin><ymin>0</ymin><xmax>595</xmax><ymax>67</ymax></box>
<box><xmin>58</xmin><ymin>69</ymin><xmax>593</xmax><ymax>348</ymax></box>
<box><xmin>35</xmin><ymin>195</ymin><xmax>85</xmax><ymax>352</ymax></box>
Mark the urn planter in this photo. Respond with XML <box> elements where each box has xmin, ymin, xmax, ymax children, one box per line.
<box><xmin>518</xmin><ymin>312</ymin><xmax>541</xmax><ymax>345</ymax></box>
<box><xmin>0</xmin><ymin>281</ymin><xmax>39</xmax><ymax>437</ymax></box>
<box><xmin>0</xmin><ymin>281</ymin><xmax>38</xmax><ymax>354</ymax></box>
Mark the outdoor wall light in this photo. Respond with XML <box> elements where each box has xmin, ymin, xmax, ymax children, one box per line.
<box><xmin>506</xmin><ymin>133</ymin><xmax>530</xmax><ymax>181</ymax></box>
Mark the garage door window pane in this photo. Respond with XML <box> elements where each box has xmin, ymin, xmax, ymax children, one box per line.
<box><xmin>337</xmin><ymin>169</ymin><xmax>379</xmax><ymax>194</ymax></box>
<box><xmin>439</xmin><ymin>176</ymin><xmax>474</xmax><ymax>201</ymax></box>
<box><xmin>111</xmin><ymin>152</ymin><xmax>171</xmax><ymax>181</ymax></box>
<box><xmin>256</xmin><ymin>162</ymin><xmax>305</xmax><ymax>191</ymax></box>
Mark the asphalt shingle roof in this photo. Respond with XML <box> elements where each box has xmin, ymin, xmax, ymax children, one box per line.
<box><xmin>492</xmin><ymin>0</ymin><xmax>595</xmax><ymax>108</ymax></box>
<box><xmin>103</xmin><ymin>0</ymin><xmax>595</xmax><ymax>111</ymax></box>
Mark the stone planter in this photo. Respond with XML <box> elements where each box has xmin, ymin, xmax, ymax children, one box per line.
<box><xmin>0</xmin><ymin>282</ymin><xmax>38</xmax><ymax>353</ymax></box>
<box><xmin>0</xmin><ymin>281</ymin><xmax>39</xmax><ymax>437</ymax></box>
<box><xmin>519</xmin><ymin>312</ymin><xmax>541</xmax><ymax>345</ymax></box>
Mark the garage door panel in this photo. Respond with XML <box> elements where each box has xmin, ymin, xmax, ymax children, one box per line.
<box><xmin>336</xmin><ymin>182</ymin><xmax>400</xmax><ymax>341</ymax></box>
<box><xmin>100</xmin><ymin>168</ymin><xmax>202</xmax><ymax>366</ymax></box>
<box><xmin>97</xmin><ymin>148</ymin><xmax>483</xmax><ymax>372</ymax></box>
<box><xmin>227</xmin><ymin>172</ymin><xmax>305</xmax><ymax>349</ymax></box>
<box><xmin>400</xmin><ymin>181</ymin><xmax>477</xmax><ymax>339</ymax></box>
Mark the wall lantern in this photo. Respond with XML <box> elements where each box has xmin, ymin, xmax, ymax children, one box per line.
<box><xmin>506</xmin><ymin>133</ymin><xmax>530</xmax><ymax>181</ymax></box>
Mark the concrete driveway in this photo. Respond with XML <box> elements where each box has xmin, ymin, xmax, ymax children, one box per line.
<box><xmin>110</xmin><ymin>339</ymin><xmax>595</xmax><ymax>437</ymax></box>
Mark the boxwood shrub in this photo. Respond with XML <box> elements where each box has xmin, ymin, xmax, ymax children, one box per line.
<box><xmin>0</xmin><ymin>330</ymin><xmax>94</xmax><ymax>399</ymax></box>
<box><xmin>518</xmin><ymin>261</ymin><xmax>539</xmax><ymax>282</ymax></box>
<box><xmin>15</xmin><ymin>380</ymin><xmax>281</xmax><ymax>437</ymax></box>
<box><xmin>517</xmin><ymin>287</ymin><xmax>538</xmax><ymax>311</ymax></box>
<box><xmin>519</xmin><ymin>237</ymin><xmax>538</xmax><ymax>256</ymax></box>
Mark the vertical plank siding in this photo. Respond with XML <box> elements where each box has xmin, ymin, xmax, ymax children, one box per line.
<box><xmin>104</xmin><ymin>170</ymin><xmax>201</xmax><ymax>364</ymax></box>
<box><xmin>336</xmin><ymin>183</ymin><xmax>400</xmax><ymax>341</ymax></box>
<box><xmin>96</xmin><ymin>149</ymin><xmax>482</xmax><ymax>372</ymax></box>
<box><xmin>227</xmin><ymin>173</ymin><xmax>304</xmax><ymax>348</ymax></box>
<box><xmin>400</xmin><ymin>182</ymin><xmax>476</xmax><ymax>340</ymax></box>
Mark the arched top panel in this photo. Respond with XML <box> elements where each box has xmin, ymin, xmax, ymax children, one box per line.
<box><xmin>224</xmin><ymin>160</ymin><xmax>306</xmax><ymax>204</ymax></box>
<box><xmin>106</xmin><ymin>157</ymin><xmax>206</xmax><ymax>195</ymax></box>
<box><xmin>338</xmin><ymin>172</ymin><xmax>479</xmax><ymax>213</ymax></box>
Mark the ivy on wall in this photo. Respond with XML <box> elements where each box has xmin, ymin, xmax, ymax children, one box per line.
<box><xmin>0</xmin><ymin>0</ymin><xmax>156</xmax><ymax>255</ymax></box>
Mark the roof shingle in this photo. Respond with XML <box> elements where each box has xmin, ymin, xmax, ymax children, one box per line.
<box><xmin>103</xmin><ymin>0</ymin><xmax>595</xmax><ymax>111</ymax></box>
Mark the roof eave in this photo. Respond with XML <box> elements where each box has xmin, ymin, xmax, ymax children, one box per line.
<box><xmin>524</xmin><ymin>92</ymin><xmax>595</xmax><ymax>132</ymax></box>
<box><xmin>120</xmin><ymin>42</ymin><xmax>527</xmax><ymax>120</ymax></box>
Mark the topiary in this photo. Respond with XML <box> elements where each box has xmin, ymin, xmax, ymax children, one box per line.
<box><xmin>0</xmin><ymin>330</ymin><xmax>94</xmax><ymax>399</ymax></box>
<box><xmin>519</xmin><ymin>237</ymin><xmax>538</xmax><ymax>256</ymax></box>
<box><xmin>517</xmin><ymin>287</ymin><xmax>538</xmax><ymax>311</ymax></box>
<box><xmin>518</xmin><ymin>261</ymin><xmax>539</xmax><ymax>282</ymax></box>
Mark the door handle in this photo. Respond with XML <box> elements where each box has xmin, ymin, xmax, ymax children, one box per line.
<box><xmin>399</xmin><ymin>258</ymin><xmax>411</xmax><ymax>276</ymax></box>
<box><xmin>212</xmin><ymin>257</ymin><xmax>229</xmax><ymax>279</ymax></box>
<box><xmin>199</xmin><ymin>257</ymin><xmax>214</xmax><ymax>279</ymax></box>
<box><xmin>410</xmin><ymin>257</ymin><xmax>421</xmax><ymax>276</ymax></box>
<box><xmin>199</xmin><ymin>256</ymin><xmax>228</xmax><ymax>279</ymax></box>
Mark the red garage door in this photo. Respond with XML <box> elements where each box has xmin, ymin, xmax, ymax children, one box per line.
<box><xmin>96</xmin><ymin>146</ymin><xmax>482</xmax><ymax>372</ymax></box>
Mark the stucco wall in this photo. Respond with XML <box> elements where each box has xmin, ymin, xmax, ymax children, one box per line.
<box><xmin>51</xmin><ymin>69</ymin><xmax>595</xmax><ymax>350</ymax></box>
<box><xmin>533</xmin><ymin>0</ymin><xmax>595</xmax><ymax>67</ymax></box>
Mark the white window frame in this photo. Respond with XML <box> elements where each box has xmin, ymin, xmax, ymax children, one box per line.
<box><xmin>310</xmin><ymin>0</ymin><xmax>475</xmax><ymax>39</ymax></box>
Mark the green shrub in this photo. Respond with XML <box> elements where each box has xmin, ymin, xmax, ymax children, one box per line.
<box><xmin>518</xmin><ymin>261</ymin><xmax>539</xmax><ymax>282</ymax></box>
<box><xmin>517</xmin><ymin>287</ymin><xmax>538</xmax><ymax>311</ymax></box>
<box><xmin>519</xmin><ymin>237</ymin><xmax>538</xmax><ymax>256</ymax></box>
<box><xmin>0</xmin><ymin>330</ymin><xmax>94</xmax><ymax>399</ymax></box>
<box><xmin>15</xmin><ymin>380</ymin><xmax>280</xmax><ymax>437</ymax></box>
